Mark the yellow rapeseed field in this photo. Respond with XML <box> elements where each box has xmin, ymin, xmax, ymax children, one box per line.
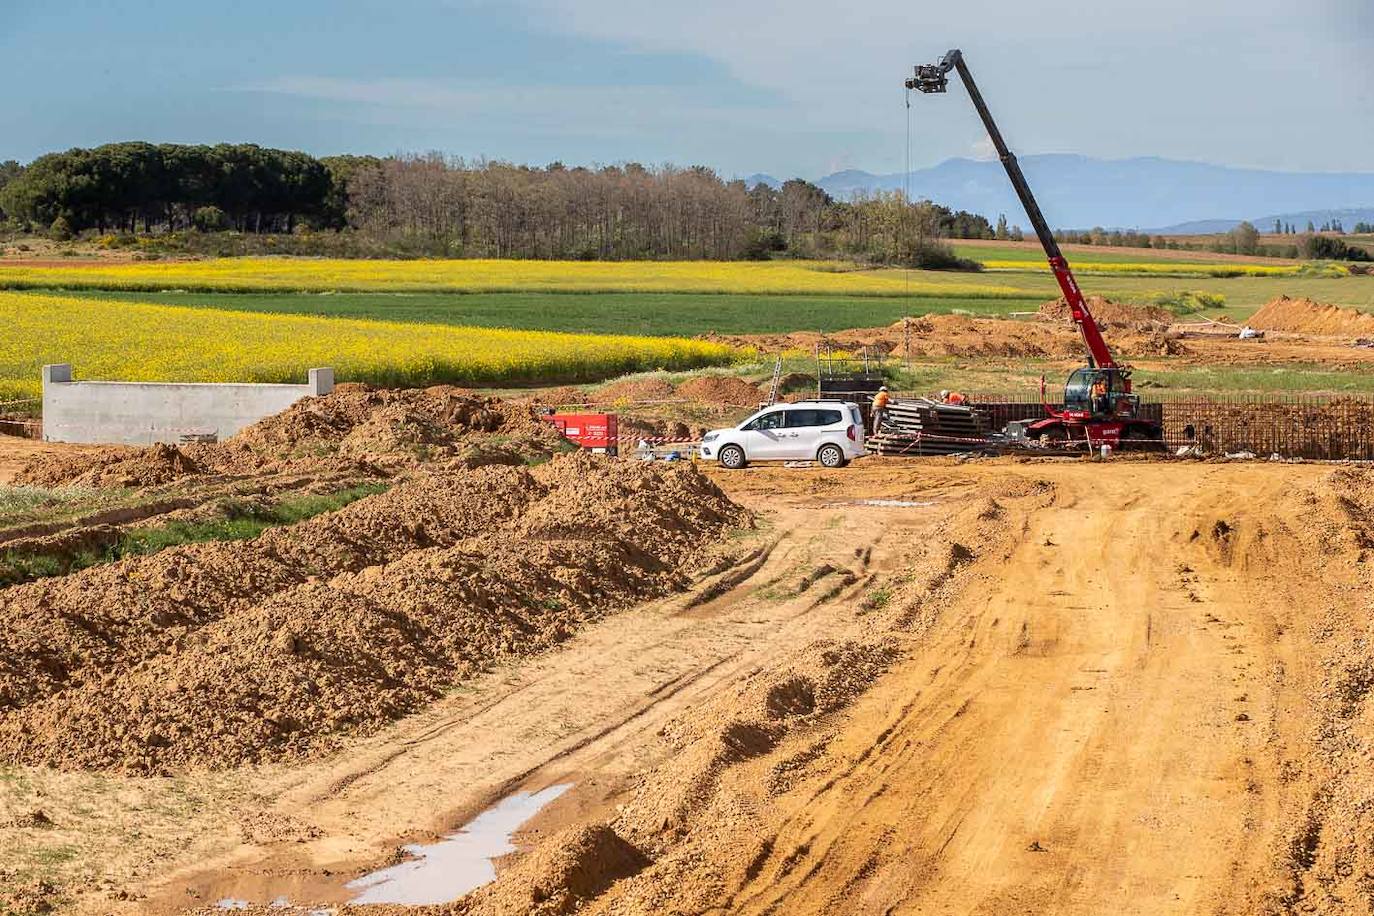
<box><xmin>0</xmin><ymin>258</ymin><xmax>1024</xmax><ymax>298</ymax></box>
<box><xmin>978</xmin><ymin>259</ymin><xmax>1307</xmax><ymax>277</ymax></box>
<box><xmin>0</xmin><ymin>292</ymin><xmax>736</xmax><ymax>401</ymax></box>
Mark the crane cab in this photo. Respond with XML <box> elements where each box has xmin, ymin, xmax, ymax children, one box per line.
<box><xmin>1063</xmin><ymin>367</ymin><xmax>1140</xmax><ymax>421</ymax></box>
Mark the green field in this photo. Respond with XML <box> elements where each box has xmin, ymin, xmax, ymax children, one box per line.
<box><xmin>43</xmin><ymin>265</ymin><xmax>1374</xmax><ymax>338</ymax></box>
<box><xmin>50</xmin><ymin>290</ymin><xmax>1044</xmax><ymax>336</ymax></box>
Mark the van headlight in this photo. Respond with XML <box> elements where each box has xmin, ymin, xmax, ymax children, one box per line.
<box><xmin>702</xmin><ymin>432</ymin><xmax>719</xmax><ymax>443</ymax></box>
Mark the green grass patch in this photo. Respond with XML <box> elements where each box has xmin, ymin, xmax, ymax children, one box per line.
<box><xmin>44</xmin><ymin>289</ymin><xmax>1046</xmax><ymax>336</ymax></box>
<box><xmin>0</xmin><ymin>483</ymin><xmax>388</xmax><ymax>586</ymax></box>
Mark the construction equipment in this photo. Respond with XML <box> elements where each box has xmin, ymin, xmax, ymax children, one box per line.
<box><xmin>906</xmin><ymin>50</ymin><xmax>1163</xmax><ymax>449</ymax></box>
<box><xmin>542</xmin><ymin>412</ymin><xmax>619</xmax><ymax>456</ymax></box>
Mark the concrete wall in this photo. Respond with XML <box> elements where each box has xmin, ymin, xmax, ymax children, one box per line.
<box><xmin>41</xmin><ymin>364</ymin><xmax>335</xmax><ymax>445</ymax></box>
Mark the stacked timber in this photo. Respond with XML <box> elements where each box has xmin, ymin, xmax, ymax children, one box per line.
<box><xmin>868</xmin><ymin>397</ymin><xmax>992</xmax><ymax>456</ymax></box>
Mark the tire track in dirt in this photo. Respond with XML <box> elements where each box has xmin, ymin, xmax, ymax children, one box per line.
<box><xmin>148</xmin><ymin>487</ymin><xmax>958</xmax><ymax>911</ymax></box>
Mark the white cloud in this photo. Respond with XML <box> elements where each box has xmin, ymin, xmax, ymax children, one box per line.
<box><xmin>483</xmin><ymin>0</ymin><xmax>1372</xmax><ymax>173</ymax></box>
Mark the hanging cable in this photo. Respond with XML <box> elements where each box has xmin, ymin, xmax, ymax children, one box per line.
<box><xmin>904</xmin><ymin>85</ymin><xmax>912</xmax><ymax>306</ymax></box>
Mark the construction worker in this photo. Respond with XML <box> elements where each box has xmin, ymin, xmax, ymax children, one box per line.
<box><xmin>1091</xmin><ymin>376</ymin><xmax>1110</xmax><ymax>415</ymax></box>
<box><xmin>946</xmin><ymin>390</ymin><xmax>968</xmax><ymax>406</ymax></box>
<box><xmin>871</xmin><ymin>386</ymin><xmax>891</xmax><ymax>434</ymax></box>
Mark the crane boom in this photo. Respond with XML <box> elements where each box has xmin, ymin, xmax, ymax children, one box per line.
<box><xmin>906</xmin><ymin>49</ymin><xmax>1116</xmax><ymax>370</ymax></box>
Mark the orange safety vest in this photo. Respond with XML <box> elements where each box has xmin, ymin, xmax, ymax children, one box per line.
<box><xmin>947</xmin><ymin>391</ymin><xmax>968</xmax><ymax>405</ymax></box>
<box><xmin>873</xmin><ymin>391</ymin><xmax>891</xmax><ymax>409</ymax></box>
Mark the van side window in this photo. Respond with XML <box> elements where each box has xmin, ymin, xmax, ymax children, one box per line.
<box><xmin>742</xmin><ymin>411</ymin><xmax>785</xmax><ymax>431</ymax></box>
<box><xmin>786</xmin><ymin>409</ymin><xmax>841</xmax><ymax>428</ymax></box>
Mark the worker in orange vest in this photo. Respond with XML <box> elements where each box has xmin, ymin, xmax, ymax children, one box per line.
<box><xmin>941</xmin><ymin>390</ymin><xmax>968</xmax><ymax>406</ymax></box>
<box><xmin>1091</xmin><ymin>376</ymin><xmax>1110</xmax><ymax>415</ymax></box>
<box><xmin>871</xmin><ymin>386</ymin><xmax>891</xmax><ymax>434</ymax></box>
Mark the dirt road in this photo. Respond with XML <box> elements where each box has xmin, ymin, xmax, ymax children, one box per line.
<box><xmin>673</xmin><ymin>463</ymin><xmax>1281</xmax><ymax>915</ymax></box>
<box><xmin>8</xmin><ymin>458</ymin><xmax>1369</xmax><ymax>915</ymax></box>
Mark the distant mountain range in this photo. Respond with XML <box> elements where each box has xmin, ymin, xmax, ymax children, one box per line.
<box><xmin>737</xmin><ymin>156</ymin><xmax>1374</xmax><ymax>235</ymax></box>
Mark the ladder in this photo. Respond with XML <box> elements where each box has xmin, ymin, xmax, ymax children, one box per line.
<box><xmin>766</xmin><ymin>353</ymin><xmax>783</xmax><ymax>405</ymax></box>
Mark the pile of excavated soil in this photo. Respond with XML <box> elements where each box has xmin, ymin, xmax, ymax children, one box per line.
<box><xmin>15</xmin><ymin>442</ymin><xmax>207</xmax><ymax>489</ymax></box>
<box><xmin>705</xmin><ymin>313</ymin><xmax>1187</xmax><ymax>362</ymax></box>
<box><xmin>1248</xmin><ymin>296</ymin><xmax>1374</xmax><ymax>337</ymax></box>
<box><xmin>525</xmin><ymin>385</ymin><xmax>592</xmax><ymax>407</ymax></box>
<box><xmin>1036</xmin><ymin>295</ymin><xmax>1174</xmax><ymax>327</ymax></box>
<box><xmin>0</xmin><ymin>454</ymin><xmax>747</xmax><ymax>773</ymax></box>
<box><xmin>15</xmin><ymin>386</ymin><xmax>563</xmax><ymax>489</ymax></box>
<box><xmin>675</xmin><ymin>376</ymin><xmax>766</xmax><ymax>407</ymax></box>
<box><xmin>591</xmin><ymin>378</ymin><xmax>677</xmax><ymax>404</ymax></box>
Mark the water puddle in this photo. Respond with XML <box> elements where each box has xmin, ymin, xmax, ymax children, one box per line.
<box><xmin>345</xmin><ymin>783</ymin><xmax>573</xmax><ymax>905</ymax></box>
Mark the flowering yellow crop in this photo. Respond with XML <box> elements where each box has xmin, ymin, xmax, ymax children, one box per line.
<box><xmin>0</xmin><ymin>258</ymin><xmax>1024</xmax><ymax>298</ymax></box>
<box><xmin>979</xmin><ymin>259</ymin><xmax>1303</xmax><ymax>277</ymax></box>
<box><xmin>0</xmin><ymin>293</ymin><xmax>737</xmax><ymax>401</ymax></box>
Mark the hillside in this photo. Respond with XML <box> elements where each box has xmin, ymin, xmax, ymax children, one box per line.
<box><xmin>815</xmin><ymin>155</ymin><xmax>1374</xmax><ymax>231</ymax></box>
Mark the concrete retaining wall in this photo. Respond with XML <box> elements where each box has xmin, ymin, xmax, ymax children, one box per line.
<box><xmin>41</xmin><ymin>364</ymin><xmax>335</xmax><ymax>445</ymax></box>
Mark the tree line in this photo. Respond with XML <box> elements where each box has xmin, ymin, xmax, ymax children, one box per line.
<box><xmin>0</xmin><ymin>144</ymin><xmax>1000</xmax><ymax>266</ymax></box>
<box><xmin>0</xmin><ymin>143</ymin><xmax>341</xmax><ymax>238</ymax></box>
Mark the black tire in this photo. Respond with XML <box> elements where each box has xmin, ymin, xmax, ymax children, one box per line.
<box><xmin>817</xmin><ymin>444</ymin><xmax>847</xmax><ymax>468</ymax></box>
<box><xmin>718</xmin><ymin>444</ymin><xmax>747</xmax><ymax>469</ymax></box>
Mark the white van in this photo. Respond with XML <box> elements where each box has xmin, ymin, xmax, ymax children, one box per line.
<box><xmin>699</xmin><ymin>400</ymin><xmax>866</xmax><ymax>469</ymax></box>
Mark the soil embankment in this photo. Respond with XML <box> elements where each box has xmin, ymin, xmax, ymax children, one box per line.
<box><xmin>1248</xmin><ymin>295</ymin><xmax>1374</xmax><ymax>338</ymax></box>
<box><xmin>0</xmin><ymin>454</ymin><xmax>745</xmax><ymax>773</ymax></box>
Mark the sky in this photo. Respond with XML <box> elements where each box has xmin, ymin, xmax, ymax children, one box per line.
<box><xmin>1</xmin><ymin>0</ymin><xmax>1369</xmax><ymax>179</ymax></box>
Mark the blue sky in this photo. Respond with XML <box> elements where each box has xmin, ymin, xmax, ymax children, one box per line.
<box><xmin>1</xmin><ymin>0</ymin><xmax>1369</xmax><ymax>179</ymax></box>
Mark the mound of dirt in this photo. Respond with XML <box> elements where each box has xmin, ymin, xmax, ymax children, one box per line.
<box><xmin>1037</xmin><ymin>295</ymin><xmax>1173</xmax><ymax>327</ymax></box>
<box><xmin>233</xmin><ymin>384</ymin><xmax>508</xmax><ymax>452</ymax></box>
<box><xmin>1248</xmin><ymin>296</ymin><xmax>1374</xmax><ymax>337</ymax></box>
<box><xmin>448</xmin><ymin>824</ymin><xmax>650</xmax><ymax>916</ymax></box>
<box><xmin>525</xmin><ymin>386</ymin><xmax>591</xmax><ymax>407</ymax></box>
<box><xmin>0</xmin><ymin>454</ymin><xmax>748</xmax><ymax>772</ymax></box>
<box><xmin>16</xmin><ymin>386</ymin><xmax>563</xmax><ymax>489</ymax></box>
<box><xmin>1114</xmin><ymin>330</ymin><xmax>1192</xmax><ymax>357</ymax></box>
<box><xmin>16</xmin><ymin>442</ymin><xmax>204</xmax><ymax>489</ymax></box>
<box><xmin>675</xmin><ymin>376</ymin><xmax>766</xmax><ymax>407</ymax></box>
<box><xmin>590</xmin><ymin>378</ymin><xmax>677</xmax><ymax>404</ymax></box>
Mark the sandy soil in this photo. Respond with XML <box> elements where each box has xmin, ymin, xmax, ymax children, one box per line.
<box><xmin>0</xmin><ymin>436</ymin><xmax>102</xmax><ymax>485</ymax></box>
<box><xmin>5</xmin><ymin>457</ymin><xmax>1365</xmax><ymax>915</ymax></box>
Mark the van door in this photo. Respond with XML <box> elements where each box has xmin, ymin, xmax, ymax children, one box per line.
<box><xmin>782</xmin><ymin>408</ymin><xmax>838</xmax><ymax>459</ymax></box>
<box><xmin>737</xmin><ymin>408</ymin><xmax>789</xmax><ymax>460</ymax></box>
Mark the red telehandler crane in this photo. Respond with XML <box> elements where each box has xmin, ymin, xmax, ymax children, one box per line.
<box><xmin>906</xmin><ymin>50</ymin><xmax>1163</xmax><ymax>449</ymax></box>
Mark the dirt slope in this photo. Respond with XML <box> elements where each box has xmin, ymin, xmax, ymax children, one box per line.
<box><xmin>1248</xmin><ymin>296</ymin><xmax>1374</xmax><ymax>338</ymax></box>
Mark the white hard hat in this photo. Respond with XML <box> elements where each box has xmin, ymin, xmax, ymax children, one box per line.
<box><xmin>939</xmin><ymin>389</ymin><xmax>950</xmax><ymax>398</ymax></box>
<box><xmin>879</xmin><ymin>385</ymin><xmax>888</xmax><ymax>391</ymax></box>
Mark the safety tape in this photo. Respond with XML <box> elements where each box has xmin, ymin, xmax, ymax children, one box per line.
<box><xmin>619</xmin><ymin>436</ymin><xmax>699</xmax><ymax>445</ymax></box>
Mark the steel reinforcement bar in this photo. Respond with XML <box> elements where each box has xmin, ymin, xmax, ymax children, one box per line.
<box><xmin>900</xmin><ymin>390</ymin><xmax>1374</xmax><ymax>460</ymax></box>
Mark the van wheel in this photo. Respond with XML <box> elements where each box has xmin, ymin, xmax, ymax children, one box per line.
<box><xmin>817</xmin><ymin>444</ymin><xmax>847</xmax><ymax>468</ymax></box>
<box><xmin>718</xmin><ymin>445</ymin><xmax>747</xmax><ymax>469</ymax></box>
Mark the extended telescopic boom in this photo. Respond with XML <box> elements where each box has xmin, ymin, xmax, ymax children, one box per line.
<box><xmin>907</xmin><ymin>50</ymin><xmax>1116</xmax><ymax>370</ymax></box>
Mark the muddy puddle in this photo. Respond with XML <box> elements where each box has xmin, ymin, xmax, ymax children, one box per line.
<box><xmin>211</xmin><ymin>783</ymin><xmax>572</xmax><ymax>910</ymax></box>
<box><xmin>347</xmin><ymin>783</ymin><xmax>573</xmax><ymax>905</ymax></box>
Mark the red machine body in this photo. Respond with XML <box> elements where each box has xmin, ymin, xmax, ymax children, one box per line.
<box><xmin>542</xmin><ymin>413</ymin><xmax>619</xmax><ymax>453</ymax></box>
